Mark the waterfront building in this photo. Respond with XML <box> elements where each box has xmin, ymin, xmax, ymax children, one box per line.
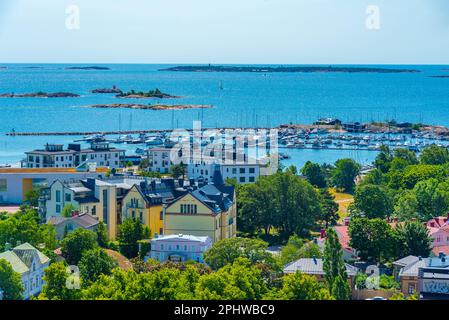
<box><xmin>163</xmin><ymin>168</ymin><xmax>237</xmax><ymax>243</ymax></box>
<box><xmin>147</xmin><ymin>148</ymin><xmax>172</xmax><ymax>174</ymax></box>
<box><xmin>23</xmin><ymin>142</ymin><xmax>125</xmax><ymax>169</ymax></box>
<box><xmin>0</xmin><ymin>243</ymin><xmax>50</xmax><ymax>300</ymax></box>
<box><xmin>0</xmin><ymin>166</ymin><xmax>108</xmax><ymax>205</ymax></box>
<box><xmin>47</xmin><ymin>213</ymin><xmax>100</xmax><ymax>239</ymax></box>
<box><xmin>187</xmin><ymin>162</ymin><xmax>262</xmax><ymax>184</ymax></box>
<box><xmin>342</xmin><ymin>122</ymin><xmax>366</xmax><ymax>133</ymax></box>
<box><xmin>148</xmin><ymin>234</ymin><xmax>212</xmax><ymax>263</ymax></box>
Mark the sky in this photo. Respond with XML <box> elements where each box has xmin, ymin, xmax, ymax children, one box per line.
<box><xmin>0</xmin><ymin>0</ymin><xmax>449</xmax><ymax>64</ymax></box>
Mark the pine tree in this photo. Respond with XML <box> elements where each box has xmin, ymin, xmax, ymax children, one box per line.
<box><xmin>331</xmin><ymin>275</ymin><xmax>350</xmax><ymax>300</ymax></box>
<box><xmin>323</xmin><ymin>228</ymin><xmax>347</xmax><ymax>290</ymax></box>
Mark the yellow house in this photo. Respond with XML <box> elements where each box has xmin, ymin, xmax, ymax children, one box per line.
<box><xmin>121</xmin><ymin>179</ymin><xmax>179</xmax><ymax>237</ymax></box>
<box><xmin>163</xmin><ymin>183</ymin><xmax>237</xmax><ymax>243</ymax></box>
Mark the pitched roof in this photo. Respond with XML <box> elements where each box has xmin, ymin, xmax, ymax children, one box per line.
<box><xmin>0</xmin><ymin>243</ymin><xmax>50</xmax><ymax>274</ymax></box>
<box><xmin>394</xmin><ymin>255</ymin><xmax>420</xmax><ymax>267</ymax></box>
<box><xmin>71</xmin><ymin>214</ymin><xmax>99</xmax><ymax>229</ymax></box>
<box><xmin>432</xmin><ymin>245</ymin><xmax>449</xmax><ymax>257</ymax></box>
<box><xmin>283</xmin><ymin>258</ymin><xmax>358</xmax><ymax>276</ymax></box>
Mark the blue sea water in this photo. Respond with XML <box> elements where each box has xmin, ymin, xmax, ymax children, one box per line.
<box><xmin>0</xmin><ymin>64</ymin><xmax>448</xmax><ymax>167</ymax></box>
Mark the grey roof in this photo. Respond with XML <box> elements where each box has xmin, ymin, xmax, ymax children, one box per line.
<box><xmin>394</xmin><ymin>255</ymin><xmax>420</xmax><ymax>267</ymax></box>
<box><xmin>71</xmin><ymin>214</ymin><xmax>99</xmax><ymax>228</ymax></box>
<box><xmin>399</xmin><ymin>259</ymin><xmax>427</xmax><ymax>277</ymax></box>
<box><xmin>0</xmin><ymin>243</ymin><xmax>50</xmax><ymax>274</ymax></box>
<box><xmin>283</xmin><ymin>258</ymin><xmax>358</xmax><ymax>276</ymax></box>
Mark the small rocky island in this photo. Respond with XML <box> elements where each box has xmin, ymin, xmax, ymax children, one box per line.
<box><xmin>116</xmin><ymin>88</ymin><xmax>180</xmax><ymax>99</ymax></box>
<box><xmin>91</xmin><ymin>86</ymin><xmax>123</xmax><ymax>94</ymax></box>
<box><xmin>88</xmin><ymin>103</ymin><xmax>212</xmax><ymax>110</ymax></box>
<box><xmin>160</xmin><ymin>65</ymin><xmax>420</xmax><ymax>73</ymax></box>
<box><xmin>65</xmin><ymin>66</ymin><xmax>110</xmax><ymax>70</ymax></box>
<box><xmin>0</xmin><ymin>92</ymin><xmax>80</xmax><ymax>98</ymax></box>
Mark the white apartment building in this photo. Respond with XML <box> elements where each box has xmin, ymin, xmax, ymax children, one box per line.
<box><xmin>147</xmin><ymin>148</ymin><xmax>172</xmax><ymax>174</ymax></box>
<box><xmin>188</xmin><ymin>162</ymin><xmax>262</xmax><ymax>184</ymax></box>
<box><xmin>24</xmin><ymin>142</ymin><xmax>125</xmax><ymax>169</ymax></box>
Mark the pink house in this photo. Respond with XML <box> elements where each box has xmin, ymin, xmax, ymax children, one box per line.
<box><xmin>426</xmin><ymin>216</ymin><xmax>449</xmax><ymax>256</ymax></box>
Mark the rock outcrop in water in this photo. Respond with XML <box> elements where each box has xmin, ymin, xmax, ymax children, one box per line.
<box><xmin>0</xmin><ymin>92</ymin><xmax>80</xmax><ymax>98</ymax></box>
<box><xmin>66</xmin><ymin>66</ymin><xmax>110</xmax><ymax>70</ymax></box>
<box><xmin>160</xmin><ymin>65</ymin><xmax>420</xmax><ymax>73</ymax></box>
<box><xmin>92</xmin><ymin>87</ymin><xmax>123</xmax><ymax>94</ymax></box>
<box><xmin>116</xmin><ymin>88</ymin><xmax>180</xmax><ymax>99</ymax></box>
<box><xmin>88</xmin><ymin>103</ymin><xmax>212</xmax><ymax>110</ymax></box>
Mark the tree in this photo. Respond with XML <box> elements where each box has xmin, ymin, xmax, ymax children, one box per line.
<box><xmin>96</xmin><ymin>221</ymin><xmax>109</xmax><ymax>248</ymax></box>
<box><xmin>413</xmin><ymin>178</ymin><xmax>449</xmax><ymax>220</ymax></box>
<box><xmin>395</xmin><ymin>221</ymin><xmax>432</xmax><ymax>258</ymax></box>
<box><xmin>61</xmin><ymin>229</ymin><xmax>98</xmax><ymax>265</ymax></box>
<box><xmin>420</xmin><ymin>145</ymin><xmax>449</xmax><ymax>165</ymax></box>
<box><xmin>353</xmin><ymin>184</ymin><xmax>392</xmax><ymax>219</ymax></box>
<box><xmin>374</xmin><ymin>145</ymin><xmax>393</xmax><ymax>173</ymax></box>
<box><xmin>40</xmin><ymin>262</ymin><xmax>81</xmax><ymax>300</ymax></box>
<box><xmin>117</xmin><ymin>218</ymin><xmax>146</xmax><ymax>259</ymax></box>
<box><xmin>349</xmin><ymin>218</ymin><xmax>397</xmax><ymax>262</ymax></box>
<box><xmin>394</xmin><ymin>191</ymin><xmax>419</xmax><ymax>221</ymax></box>
<box><xmin>78</xmin><ymin>248</ymin><xmax>117</xmax><ymax>286</ymax></box>
<box><xmin>332</xmin><ymin>158</ymin><xmax>361</xmax><ymax>192</ymax></box>
<box><xmin>266</xmin><ymin>271</ymin><xmax>333</xmax><ymax>300</ymax></box>
<box><xmin>24</xmin><ymin>188</ymin><xmax>41</xmax><ymax>207</ymax></box>
<box><xmin>301</xmin><ymin>161</ymin><xmax>327</xmax><ymax>188</ymax></box>
<box><xmin>0</xmin><ymin>259</ymin><xmax>24</xmax><ymax>300</ymax></box>
<box><xmin>61</xmin><ymin>203</ymin><xmax>77</xmax><ymax>218</ymax></box>
<box><xmin>323</xmin><ymin>228</ymin><xmax>348</xmax><ymax>293</ymax></box>
<box><xmin>394</xmin><ymin>148</ymin><xmax>418</xmax><ymax>165</ymax></box>
<box><xmin>318</xmin><ymin>189</ymin><xmax>339</xmax><ymax>228</ymax></box>
<box><xmin>170</xmin><ymin>163</ymin><xmax>186</xmax><ymax>179</ymax></box>
<box><xmin>196</xmin><ymin>258</ymin><xmax>268</xmax><ymax>300</ymax></box>
<box><xmin>331</xmin><ymin>275</ymin><xmax>350</xmax><ymax>300</ymax></box>
<box><xmin>204</xmin><ymin>238</ymin><xmax>277</xmax><ymax>271</ymax></box>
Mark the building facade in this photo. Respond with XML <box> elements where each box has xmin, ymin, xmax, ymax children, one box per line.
<box><xmin>0</xmin><ymin>243</ymin><xmax>50</xmax><ymax>300</ymax></box>
<box><xmin>149</xmin><ymin>234</ymin><xmax>212</xmax><ymax>263</ymax></box>
<box><xmin>188</xmin><ymin>163</ymin><xmax>262</xmax><ymax>184</ymax></box>
<box><xmin>24</xmin><ymin>142</ymin><xmax>125</xmax><ymax>169</ymax></box>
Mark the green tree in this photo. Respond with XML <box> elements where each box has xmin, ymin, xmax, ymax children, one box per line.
<box><xmin>170</xmin><ymin>163</ymin><xmax>187</xmax><ymax>179</ymax></box>
<box><xmin>39</xmin><ymin>262</ymin><xmax>81</xmax><ymax>300</ymax></box>
<box><xmin>78</xmin><ymin>248</ymin><xmax>117</xmax><ymax>286</ymax></box>
<box><xmin>0</xmin><ymin>259</ymin><xmax>24</xmax><ymax>300</ymax></box>
<box><xmin>61</xmin><ymin>229</ymin><xmax>98</xmax><ymax>265</ymax></box>
<box><xmin>323</xmin><ymin>228</ymin><xmax>348</xmax><ymax>293</ymax></box>
<box><xmin>353</xmin><ymin>184</ymin><xmax>392</xmax><ymax>219</ymax></box>
<box><xmin>374</xmin><ymin>145</ymin><xmax>393</xmax><ymax>173</ymax></box>
<box><xmin>117</xmin><ymin>218</ymin><xmax>146</xmax><ymax>259</ymax></box>
<box><xmin>24</xmin><ymin>188</ymin><xmax>41</xmax><ymax>207</ymax></box>
<box><xmin>318</xmin><ymin>189</ymin><xmax>339</xmax><ymax>228</ymax></box>
<box><xmin>349</xmin><ymin>218</ymin><xmax>397</xmax><ymax>262</ymax></box>
<box><xmin>204</xmin><ymin>238</ymin><xmax>277</xmax><ymax>271</ymax></box>
<box><xmin>301</xmin><ymin>161</ymin><xmax>327</xmax><ymax>188</ymax></box>
<box><xmin>394</xmin><ymin>191</ymin><xmax>419</xmax><ymax>221</ymax></box>
<box><xmin>331</xmin><ymin>274</ymin><xmax>350</xmax><ymax>300</ymax></box>
<box><xmin>413</xmin><ymin>178</ymin><xmax>449</xmax><ymax>220</ymax></box>
<box><xmin>196</xmin><ymin>258</ymin><xmax>268</xmax><ymax>300</ymax></box>
<box><xmin>61</xmin><ymin>203</ymin><xmax>77</xmax><ymax>218</ymax></box>
<box><xmin>395</xmin><ymin>221</ymin><xmax>432</xmax><ymax>257</ymax></box>
<box><xmin>96</xmin><ymin>221</ymin><xmax>109</xmax><ymax>248</ymax></box>
<box><xmin>420</xmin><ymin>145</ymin><xmax>449</xmax><ymax>165</ymax></box>
<box><xmin>332</xmin><ymin>158</ymin><xmax>361</xmax><ymax>192</ymax></box>
<box><xmin>265</xmin><ymin>271</ymin><xmax>333</xmax><ymax>300</ymax></box>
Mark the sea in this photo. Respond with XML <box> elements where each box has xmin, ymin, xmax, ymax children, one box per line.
<box><xmin>0</xmin><ymin>64</ymin><xmax>448</xmax><ymax>168</ymax></box>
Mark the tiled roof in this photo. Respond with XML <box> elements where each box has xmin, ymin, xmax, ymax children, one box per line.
<box><xmin>432</xmin><ymin>245</ymin><xmax>449</xmax><ymax>257</ymax></box>
<box><xmin>72</xmin><ymin>214</ymin><xmax>99</xmax><ymax>229</ymax></box>
<box><xmin>283</xmin><ymin>258</ymin><xmax>358</xmax><ymax>276</ymax></box>
<box><xmin>334</xmin><ymin>226</ymin><xmax>351</xmax><ymax>251</ymax></box>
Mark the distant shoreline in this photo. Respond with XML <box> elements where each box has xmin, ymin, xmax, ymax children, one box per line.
<box><xmin>160</xmin><ymin>65</ymin><xmax>420</xmax><ymax>73</ymax></box>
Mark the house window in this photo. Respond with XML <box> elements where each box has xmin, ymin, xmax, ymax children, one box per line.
<box><xmin>239</xmin><ymin>168</ymin><xmax>245</xmax><ymax>174</ymax></box>
<box><xmin>239</xmin><ymin>177</ymin><xmax>246</xmax><ymax>183</ymax></box>
<box><xmin>159</xmin><ymin>228</ymin><xmax>163</xmax><ymax>235</ymax></box>
<box><xmin>56</xmin><ymin>204</ymin><xmax>61</xmax><ymax>213</ymax></box>
<box><xmin>65</xmin><ymin>193</ymin><xmax>71</xmax><ymax>202</ymax></box>
<box><xmin>56</xmin><ymin>190</ymin><xmax>61</xmax><ymax>202</ymax></box>
<box><xmin>408</xmin><ymin>284</ymin><xmax>415</xmax><ymax>294</ymax></box>
<box><xmin>249</xmin><ymin>168</ymin><xmax>255</xmax><ymax>174</ymax></box>
<box><xmin>249</xmin><ymin>177</ymin><xmax>255</xmax><ymax>182</ymax></box>
<box><xmin>132</xmin><ymin>211</ymin><xmax>136</xmax><ymax>219</ymax></box>
<box><xmin>0</xmin><ymin>179</ymin><xmax>7</xmax><ymax>192</ymax></box>
<box><xmin>139</xmin><ymin>212</ymin><xmax>143</xmax><ymax>221</ymax></box>
<box><xmin>160</xmin><ymin>211</ymin><xmax>163</xmax><ymax>220</ymax></box>
<box><xmin>232</xmin><ymin>168</ymin><xmax>237</xmax><ymax>174</ymax></box>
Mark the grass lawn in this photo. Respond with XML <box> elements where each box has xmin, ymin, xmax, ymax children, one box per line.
<box><xmin>329</xmin><ymin>188</ymin><xmax>354</xmax><ymax>223</ymax></box>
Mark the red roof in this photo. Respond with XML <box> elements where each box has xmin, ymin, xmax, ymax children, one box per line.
<box><xmin>432</xmin><ymin>245</ymin><xmax>449</xmax><ymax>256</ymax></box>
<box><xmin>334</xmin><ymin>226</ymin><xmax>351</xmax><ymax>251</ymax></box>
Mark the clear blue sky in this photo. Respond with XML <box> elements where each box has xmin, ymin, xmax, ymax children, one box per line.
<box><xmin>1</xmin><ymin>0</ymin><xmax>449</xmax><ymax>64</ymax></box>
